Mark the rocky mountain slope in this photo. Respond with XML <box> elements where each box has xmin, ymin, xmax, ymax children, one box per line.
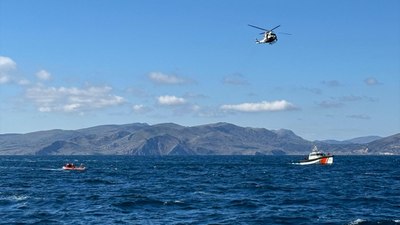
<box><xmin>0</xmin><ymin>122</ymin><xmax>398</xmax><ymax>155</ymax></box>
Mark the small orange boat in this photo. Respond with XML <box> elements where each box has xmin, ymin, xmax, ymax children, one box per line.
<box><xmin>62</xmin><ymin>163</ymin><xmax>86</xmax><ymax>171</ymax></box>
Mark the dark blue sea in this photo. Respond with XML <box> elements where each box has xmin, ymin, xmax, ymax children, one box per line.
<box><xmin>0</xmin><ymin>156</ymin><xmax>399</xmax><ymax>225</ymax></box>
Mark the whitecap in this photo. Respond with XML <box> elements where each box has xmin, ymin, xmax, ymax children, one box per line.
<box><xmin>348</xmin><ymin>219</ymin><xmax>366</xmax><ymax>225</ymax></box>
<box><xmin>0</xmin><ymin>194</ymin><xmax>29</xmax><ymax>202</ymax></box>
<box><xmin>193</xmin><ymin>191</ymin><xmax>213</xmax><ymax>195</ymax></box>
<box><xmin>163</xmin><ymin>200</ymin><xmax>184</xmax><ymax>205</ymax></box>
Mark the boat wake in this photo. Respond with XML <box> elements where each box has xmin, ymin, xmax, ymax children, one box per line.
<box><xmin>39</xmin><ymin>168</ymin><xmax>63</xmax><ymax>171</ymax></box>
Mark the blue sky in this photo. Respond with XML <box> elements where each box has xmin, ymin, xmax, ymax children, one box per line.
<box><xmin>0</xmin><ymin>0</ymin><xmax>399</xmax><ymax>140</ymax></box>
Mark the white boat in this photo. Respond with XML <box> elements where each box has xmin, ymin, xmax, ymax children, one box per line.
<box><xmin>295</xmin><ymin>146</ymin><xmax>333</xmax><ymax>165</ymax></box>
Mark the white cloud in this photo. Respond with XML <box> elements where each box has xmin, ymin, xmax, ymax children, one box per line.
<box><xmin>339</xmin><ymin>95</ymin><xmax>376</xmax><ymax>102</ymax></box>
<box><xmin>223</xmin><ymin>73</ymin><xmax>249</xmax><ymax>86</ymax></box>
<box><xmin>317</xmin><ymin>100</ymin><xmax>343</xmax><ymax>108</ymax></box>
<box><xmin>132</xmin><ymin>104</ymin><xmax>152</xmax><ymax>113</ymax></box>
<box><xmin>0</xmin><ymin>75</ymin><xmax>10</xmax><ymax>84</ymax></box>
<box><xmin>318</xmin><ymin>95</ymin><xmax>377</xmax><ymax>109</ymax></box>
<box><xmin>0</xmin><ymin>56</ymin><xmax>16</xmax><ymax>71</ymax></box>
<box><xmin>133</xmin><ymin>104</ymin><xmax>144</xmax><ymax>111</ymax></box>
<box><xmin>322</xmin><ymin>80</ymin><xmax>341</xmax><ymax>87</ymax></box>
<box><xmin>36</xmin><ymin>70</ymin><xmax>52</xmax><ymax>81</ymax></box>
<box><xmin>0</xmin><ymin>56</ymin><xmax>34</xmax><ymax>85</ymax></box>
<box><xmin>347</xmin><ymin>114</ymin><xmax>371</xmax><ymax>120</ymax></box>
<box><xmin>25</xmin><ymin>85</ymin><xmax>125</xmax><ymax>113</ymax></box>
<box><xmin>0</xmin><ymin>56</ymin><xmax>17</xmax><ymax>84</ymax></box>
<box><xmin>299</xmin><ymin>87</ymin><xmax>322</xmax><ymax>95</ymax></box>
<box><xmin>364</xmin><ymin>77</ymin><xmax>381</xmax><ymax>86</ymax></box>
<box><xmin>220</xmin><ymin>100</ymin><xmax>296</xmax><ymax>112</ymax></box>
<box><xmin>157</xmin><ymin>95</ymin><xmax>186</xmax><ymax>106</ymax></box>
<box><xmin>148</xmin><ymin>72</ymin><xmax>188</xmax><ymax>85</ymax></box>
<box><xmin>18</xmin><ymin>79</ymin><xmax>31</xmax><ymax>85</ymax></box>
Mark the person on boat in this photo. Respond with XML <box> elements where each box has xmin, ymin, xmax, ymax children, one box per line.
<box><xmin>65</xmin><ymin>163</ymin><xmax>75</xmax><ymax>168</ymax></box>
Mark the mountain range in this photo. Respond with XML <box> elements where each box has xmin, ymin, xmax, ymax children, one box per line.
<box><xmin>320</xmin><ymin>136</ymin><xmax>382</xmax><ymax>145</ymax></box>
<box><xmin>0</xmin><ymin>122</ymin><xmax>399</xmax><ymax>155</ymax></box>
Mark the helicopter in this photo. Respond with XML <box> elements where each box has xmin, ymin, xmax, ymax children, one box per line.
<box><xmin>248</xmin><ymin>24</ymin><xmax>290</xmax><ymax>44</ymax></box>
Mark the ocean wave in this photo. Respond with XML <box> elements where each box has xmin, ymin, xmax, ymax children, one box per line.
<box><xmin>348</xmin><ymin>219</ymin><xmax>400</xmax><ymax>225</ymax></box>
<box><xmin>0</xmin><ymin>194</ymin><xmax>29</xmax><ymax>202</ymax></box>
<box><xmin>1</xmin><ymin>155</ymin><xmax>399</xmax><ymax>224</ymax></box>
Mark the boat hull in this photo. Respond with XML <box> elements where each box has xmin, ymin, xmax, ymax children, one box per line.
<box><xmin>296</xmin><ymin>156</ymin><xmax>333</xmax><ymax>165</ymax></box>
<box><xmin>62</xmin><ymin>166</ymin><xmax>86</xmax><ymax>171</ymax></box>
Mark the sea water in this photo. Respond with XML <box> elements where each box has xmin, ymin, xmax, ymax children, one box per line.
<box><xmin>0</xmin><ymin>155</ymin><xmax>399</xmax><ymax>225</ymax></box>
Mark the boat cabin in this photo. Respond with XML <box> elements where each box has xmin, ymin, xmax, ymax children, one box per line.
<box><xmin>308</xmin><ymin>146</ymin><xmax>326</xmax><ymax>160</ymax></box>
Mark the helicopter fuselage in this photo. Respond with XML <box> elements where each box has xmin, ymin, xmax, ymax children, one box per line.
<box><xmin>256</xmin><ymin>31</ymin><xmax>277</xmax><ymax>44</ymax></box>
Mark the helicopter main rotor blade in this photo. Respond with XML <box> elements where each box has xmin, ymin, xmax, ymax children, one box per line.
<box><xmin>270</xmin><ymin>25</ymin><xmax>281</xmax><ymax>31</ymax></box>
<box><xmin>248</xmin><ymin>24</ymin><xmax>269</xmax><ymax>31</ymax></box>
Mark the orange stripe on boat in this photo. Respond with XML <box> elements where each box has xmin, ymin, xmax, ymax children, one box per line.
<box><xmin>320</xmin><ymin>158</ymin><xmax>328</xmax><ymax>164</ymax></box>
